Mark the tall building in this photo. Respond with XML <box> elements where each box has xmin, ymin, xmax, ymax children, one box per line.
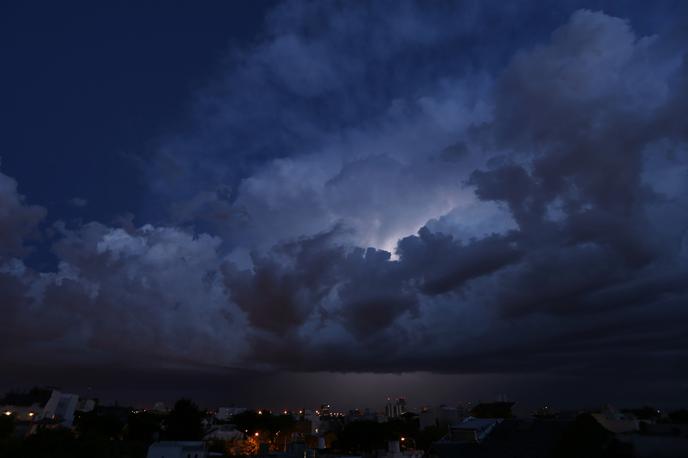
<box><xmin>385</xmin><ymin>397</ymin><xmax>407</xmax><ymax>419</ymax></box>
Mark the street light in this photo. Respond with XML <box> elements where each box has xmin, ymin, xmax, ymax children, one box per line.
<box><xmin>401</xmin><ymin>437</ymin><xmax>416</xmax><ymax>450</ymax></box>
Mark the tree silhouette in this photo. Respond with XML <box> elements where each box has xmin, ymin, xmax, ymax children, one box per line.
<box><xmin>165</xmin><ymin>399</ymin><xmax>203</xmax><ymax>440</ymax></box>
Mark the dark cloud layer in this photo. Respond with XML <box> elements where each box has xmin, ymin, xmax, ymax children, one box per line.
<box><xmin>2</xmin><ymin>2</ymin><xmax>688</xmax><ymax>404</ymax></box>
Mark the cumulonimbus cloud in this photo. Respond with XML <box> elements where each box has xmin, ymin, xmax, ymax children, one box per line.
<box><xmin>1</xmin><ymin>4</ymin><xmax>687</xmax><ymax>385</ymax></box>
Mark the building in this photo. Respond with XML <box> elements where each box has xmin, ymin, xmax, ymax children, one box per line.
<box><xmin>204</xmin><ymin>425</ymin><xmax>243</xmax><ymax>441</ymax></box>
<box><xmin>385</xmin><ymin>398</ymin><xmax>406</xmax><ymax>419</ymax></box>
<box><xmin>419</xmin><ymin>405</ymin><xmax>461</xmax><ymax>430</ymax></box>
<box><xmin>146</xmin><ymin>441</ymin><xmax>207</xmax><ymax>458</ymax></box>
<box><xmin>216</xmin><ymin>406</ymin><xmax>247</xmax><ymax>421</ymax></box>
<box><xmin>431</xmin><ymin>418</ymin><xmax>573</xmax><ymax>458</ymax></box>
<box><xmin>446</xmin><ymin>417</ymin><xmax>501</xmax><ymax>443</ymax></box>
<box><xmin>303</xmin><ymin>409</ymin><xmax>321</xmax><ymax>434</ymax></box>
<box><xmin>40</xmin><ymin>390</ymin><xmax>79</xmax><ymax>427</ymax></box>
<box><xmin>591</xmin><ymin>405</ymin><xmax>639</xmax><ymax>434</ymax></box>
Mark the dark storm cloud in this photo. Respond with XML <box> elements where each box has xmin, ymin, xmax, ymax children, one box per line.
<box><xmin>223</xmin><ymin>223</ymin><xmax>522</xmax><ymax>346</ymax></box>
<box><xmin>396</xmin><ymin>228</ymin><xmax>522</xmax><ymax>295</ymax></box>
<box><xmin>223</xmin><ymin>227</ymin><xmax>345</xmax><ymax>335</ymax></box>
<box><xmin>224</xmin><ymin>227</ymin><xmax>416</xmax><ymax>340</ymax></box>
<box><xmin>0</xmin><ymin>168</ymin><xmax>45</xmax><ymax>258</ymax></box>
<box><xmin>464</xmin><ymin>10</ymin><xmax>688</xmax><ymax>323</ymax></box>
<box><xmin>1</xmin><ymin>2</ymin><xmax>688</xmax><ymax>394</ymax></box>
<box><xmin>225</xmin><ymin>7</ymin><xmax>688</xmax><ymax>376</ymax></box>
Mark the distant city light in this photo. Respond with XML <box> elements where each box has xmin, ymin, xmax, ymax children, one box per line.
<box><xmin>258</xmin><ymin>410</ymin><xmax>263</xmax><ymax>415</ymax></box>
<box><xmin>254</xmin><ymin>432</ymin><xmax>259</xmax><ymax>437</ymax></box>
<box><xmin>401</xmin><ymin>437</ymin><xmax>406</xmax><ymax>442</ymax></box>
<box><xmin>28</xmin><ymin>412</ymin><xmax>35</xmax><ymax>417</ymax></box>
<box><xmin>3</xmin><ymin>411</ymin><xmax>11</xmax><ymax>416</ymax></box>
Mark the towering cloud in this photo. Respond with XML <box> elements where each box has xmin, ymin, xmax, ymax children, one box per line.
<box><xmin>1</xmin><ymin>3</ymin><xmax>687</xmax><ymax>396</ymax></box>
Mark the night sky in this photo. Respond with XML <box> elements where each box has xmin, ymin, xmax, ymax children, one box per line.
<box><xmin>1</xmin><ymin>1</ymin><xmax>688</xmax><ymax>410</ymax></box>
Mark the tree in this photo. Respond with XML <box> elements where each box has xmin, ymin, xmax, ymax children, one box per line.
<box><xmin>0</xmin><ymin>414</ymin><xmax>14</xmax><ymax>440</ymax></box>
<box><xmin>552</xmin><ymin>414</ymin><xmax>633</xmax><ymax>458</ymax></box>
<box><xmin>335</xmin><ymin>421</ymin><xmax>389</xmax><ymax>452</ymax></box>
<box><xmin>165</xmin><ymin>399</ymin><xmax>204</xmax><ymax>440</ymax></box>
<box><xmin>471</xmin><ymin>402</ymin><xmax>514</xmax><ymax>418</ymax></box>
<box><xmin>668</xmin><ymin>409</ymin><xmax>688</xmax><ymax>424</ymax></box>
<box><xmin>126</xmin><ymin>411</ymin><xmax>162</xmax><ymax>442</ymax></box>
<box><xmin>417</xmin><ymin>425</ymin><xmax>444</xmax><ymax>451</ymax></box>
<box><xmin>75</xmin><ymin>410</ymin><xmax>125</xmax><ymax>440</ymax></box>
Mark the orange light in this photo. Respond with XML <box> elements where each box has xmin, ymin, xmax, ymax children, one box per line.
<box><xmin>254</xmin><ymin>432</ymin><xmax>259</xmax><ymax>437</ymax></box>
<box><xmin>28</xmin><ymin>412</ymin><xmax>35</xmax><ymax>417</ymax></box>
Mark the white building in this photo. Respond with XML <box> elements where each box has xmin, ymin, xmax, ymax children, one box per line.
<box><xmin>40</xmin><ymin>390</ymin><xmax>79</xmax><ymax>427</ymax></box>
<box><xmin>215</xmin><ymin>406</ymin><xmax>247</xmax><ymax>421</ymax></box>
<box><xmin>146</xmin><ymin>441</ymin><xmax>207</xmax><ymax>458</ymax></box>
